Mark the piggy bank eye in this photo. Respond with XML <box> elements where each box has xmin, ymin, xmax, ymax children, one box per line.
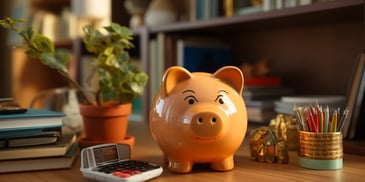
<box><xmin>184</xmin><ymin>96</ymin><xmax>198</xmax><ymax>105</ymax></box>
<box><xmin>215</xmin><ymin>95</ymin><xmax>225</xmax><ymax>104</ymax></box>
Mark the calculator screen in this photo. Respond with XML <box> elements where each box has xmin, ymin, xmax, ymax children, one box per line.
<box><xmin>94</xmin><ymin>145</ymin><xmax>119</xmax><ymax>165</ymax></box>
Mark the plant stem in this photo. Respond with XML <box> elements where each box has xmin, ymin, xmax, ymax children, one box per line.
<box><xmin>57</xmin><ymin>70</ymin><xmax>94</xmax><ymax>104</ymax></box>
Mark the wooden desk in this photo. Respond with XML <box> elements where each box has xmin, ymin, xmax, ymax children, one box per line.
<box><xmin>1</xmin><ymin>121</ymin><xmax>365</xmax><ymax>182</ymax></box>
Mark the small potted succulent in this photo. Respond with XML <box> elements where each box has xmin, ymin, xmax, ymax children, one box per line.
<box><xmin>0</xmin><ymin>17</ymin><xmax>148</xmax><ymax>148</ymax></box>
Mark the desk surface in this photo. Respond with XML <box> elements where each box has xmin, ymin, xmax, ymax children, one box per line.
<box><xmin>1</xmin><ymin>121</ymin><xmax>365</xmax><ymax>182</ymax></box>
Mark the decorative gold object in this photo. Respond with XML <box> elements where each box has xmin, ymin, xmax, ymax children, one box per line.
<box><xmin>269</xmin><ymin>114</ymin><xmax>298</xmax><ymax>150</ymax></box>
<box><xmin>249</xmin><ymin>114</ymin><xmax>289</xmax><ymax>164</ymax></box>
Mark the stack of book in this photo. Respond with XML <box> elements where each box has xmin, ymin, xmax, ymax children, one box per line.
<box><xmin>274</xmin><ymin>95</ymin><xmax>346</xmax><ymax>115</ymax></box>
<box><xmin>0</xmin><ymin>108</ymin><xmax>78</xmax><ymax>173</ymax></box>
<box><xmin>243</xmin><ymin>77</ymin><xmax>294</xmax><ymax>124</ymax></box>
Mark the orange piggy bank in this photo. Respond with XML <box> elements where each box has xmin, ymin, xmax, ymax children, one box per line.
<box><xmin>150</xmin><ymin>66</ymin><xmax>247</xmax><ymax>173</ymax></box>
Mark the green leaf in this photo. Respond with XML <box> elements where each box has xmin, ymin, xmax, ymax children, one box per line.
<box><xmin>24</xmin><ymin>48</ymin><xmax>39</xmax><ymax>58</ymax></box>
<box><xmin>104</xmin><ymin>46</ymin><xmax>114</xmax><ymax>56</ymax></box>
<box><xmin>80</xmin><ymin>22</ymin><xmax>147</xmax><ymax>104</ymax></box>
<box><xmin>116</xmin><ymin>52</ymin><xmax>130</xmax><ymax>63</ymax></box>
<box><xmin>105</xmin><ymin>54</ymin><xmax>116</xmax><ymax>67</ymax></box>
<box><xmin>40</xmin><ymin>52</ymin><xmax>68</xmax><ymax>73</ymax></box>
<box><xmin>0</xmin><ymin>17</ymin><xmax>92</xmax><ymax>102</ymax></box>
<box><xmin>0</xmin><ymin>17</ymin><xmax>23</xmax><ymax>30</ymax></box>
<box><xmin>135</xmin><ymin>72</ymin><xmax>148</xmax><ymax>84</ymax></box>
<box><xmin>129</xmin><ymin>82</ymin><xmax>144</xmax><ymax>95</ymax></box>
<box><xmin>19</xmin><ymin>27</ymin><xmax>34</xmax><ymax>42</ymax></box>
<box><xmin>34</xmin><ymin>34</ymin><xmax>55</xmax><ymax>53</ymax></box>
<box><xmin>54</xmin><ymin>49</ymin><xmax>71</xmax><ymax>66</ymax></box>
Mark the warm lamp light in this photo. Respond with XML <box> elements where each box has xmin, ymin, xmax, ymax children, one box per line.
<box><xmin>71</xmin><ymin>0</ymin><xmax>111</xmax><ymax>19</ymax></box>
<box><xmin>71</xmin><ymin>0</ymin><xmax>111</xmax><ymax>36</ymax></box>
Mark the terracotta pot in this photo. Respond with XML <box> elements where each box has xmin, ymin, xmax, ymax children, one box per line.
<box><xmin>79</xmin><ymin>102</ymin><xmax>134</xmax><ymax>148</ymax></box>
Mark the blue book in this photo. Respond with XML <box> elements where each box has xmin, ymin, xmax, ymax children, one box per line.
<box><xmin>196</xmin><ymin>0</ymin><xmax>204</xmax><ymax>20</ymax></box>
<box><xmin>0</xmin><ymin>126</ymin><xmax>61</xmax><ymax>139</ymax></box>
<box><xmin>0</xmin><ymin>109</ymin><xmax>65</xmax><ymax>131</ymax></box>
<box><xmin>177</xmin><ymin>38</ymin><xmax>232</xmax><ymax>73</ymax></box>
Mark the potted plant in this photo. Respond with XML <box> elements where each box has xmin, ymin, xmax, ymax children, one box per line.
<box><xmin>0</xmin><ymin>17</ymin><xmax>148</xmax><ymax>148</ymax></box>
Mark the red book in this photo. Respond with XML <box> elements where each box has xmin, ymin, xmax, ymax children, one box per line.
<box><xmin>244</xmin><ymin>77</ymin><xmax>282</xmax><ymax>87</ymax></box>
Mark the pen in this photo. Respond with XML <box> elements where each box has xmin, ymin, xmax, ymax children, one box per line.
<box><xmin>330</xmin><ymin>109</ymin><xmax>337</xmax><ymax>132</ymax></box>
<box><xmin>324</xmin><ymin>106</ymin><xmax>329</xmax><ymax>132</ymax></box>
<box><xmin>312</xmin><ymin>106</ymin><xmax>319</xmax><ymax>133</ymax></box>
<box><xmin>300</xmin><ymin>107</ymin><xmax>308</xmax><ymax>131</ymax></box>
<box><xmin>314</xmin><ymin>101</ymin><xmax>321</xmax><ymax>132</ymax></box>
<box><xmin>294</xmin><ymin>104</ymin><xmax>350</xmax><ymax>133</ymax></box>
<box><xmin>304</xmin><ymin>107</ymin><xmax>316</xmax><ymax>132</ymax></box>
<box><xmin>337</xmin><ymin>109</ymin><xmax>349</xmax><ymax>132</ymax></box>
<box><xmin>319</xmin><ymin>106</ymin><xmax>324</xmax><ymax>133</ymax></box>
<box><xmin>293</xmin><ymin>106</ymin><xmax>304</xmax><ymax>131</ymax></box>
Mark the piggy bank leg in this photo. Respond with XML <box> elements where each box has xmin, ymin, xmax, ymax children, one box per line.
<box><xmin>168</xmin><ymin>159</ymin><xmax>193</xmax><ymax>173</ymax></box>
<box><xmin>210</xmin><ymin>155</ymin><xmax>234</xmax><ymax>171</ymax></box>
<box><xmin>163</xmin><ymin>154</ymin><xmax>168</xmax><ymax>162</ymax></box>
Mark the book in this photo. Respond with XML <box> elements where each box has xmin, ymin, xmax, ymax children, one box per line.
<box><xmin>274</xmin><ymin>96</ymin><xmax>346</xmax><ymax>115</ymax></box>
<box><xmin>0</xmin><ymin>126</ymin><xmax>61</xmax><ymax>139</ymax></box>
<box><xmin>247</xmin><ymin>107</ymin><xmax>276</xmax><ymax>124</ymax></box>
<box><xmin>245</xmin><ymin>99</ymin><xmax>275</xmax><ymax>109</ymax></box>
<box><xmin>299</xmin><ymin>0</ymin><xmax>312</xmax><ymax>6</ymax></box>
<box><xmin>244</xmin><ymin>77</ymin><xmax>282</xmax><ymax>87</ymax></box>
<box><xmin>0</xmin><ymin>134</ymin><xmax>76</xmax><ymax>160</ymax></box>
<box><xmin>243</xmin><ymin>86</ymin><xmax>294</xmax><ymax>100</ymax></box>
<box><xmin>0</xmin><ymin>130</ymin><xmax>61</xmax><ymax>148</ymax></box>
<box><xmin>164</xmin><ymin>34</ymin><xmax>178</xmax><ymax>69</ymax></box>
<box><xmin>176</xmin><ymin>37</ymin><xmax>232</xmax><ymax>73</ymax></box>
<box><xmin>198</xmin><ymin>0</ymin><xmax>220</xmax><ymax>20</ymax></box>
<box><xmin>149</xmin><ymin>38</ymin><xmax>159</xmax><ymax>102</ymax></box>
<box><xmin>157</xmin><ymin>32</ymin><xmax>166</xmax><ymax>90</ymax></box>
<box><xmin>0</xmin><ymin>142</ymin><xmax>78</xmax><ymax>173</ymax></box>
<box><xmin>224</xmin><ymin>0</ymin><xmax>234</xmax><ymax>16</ymax></box>
<box><xmin>280</xmin><ymin>95</ymin><xmax>346</xmax><ymax>104</ymax></box>
<box><xmin>187</xmin><ymin>0</ymin><xmax>197</xmax><ymax>21</ymax></box>
<box><xmin>354</xmin><ymin>97</ymin><xmax>365</xmax><ymax>139</ymax></box>
<box><xmin>345</xmin><ymin>53</ymin><xmax>365</xmax><ymax>139</ymax></box>
<box><xmin>0</xmin><ymin>108</ymin><xmax>65</xmax><ymax>131</ymax></box>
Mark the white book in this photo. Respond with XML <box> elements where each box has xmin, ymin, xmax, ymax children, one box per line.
<box><xmin>299</xmin><ymin>0</ymin><xmax>312</xmax><ymax>6</ymax></box>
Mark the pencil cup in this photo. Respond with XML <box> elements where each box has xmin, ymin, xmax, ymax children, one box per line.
<box><xmin>298</xmin><ymin>131</ymin><xmax>343</xmax><ymax>170</ymax></box>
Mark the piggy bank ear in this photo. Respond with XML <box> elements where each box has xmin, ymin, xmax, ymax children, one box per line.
<box><xmin>162</xmin><ymin>66</ymin><xmax>192</xmax><ymax>96</ymax></box>
<box><xmin>213</xmin><ymin>66</ymin><xmax>244</xmax><ymax>94</ymax></box>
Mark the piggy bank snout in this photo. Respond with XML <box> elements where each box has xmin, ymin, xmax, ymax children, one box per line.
<box><xmin>191</xmin><ymin>111</ymin><xmax>224</xmax><ymax>139</ymax></box>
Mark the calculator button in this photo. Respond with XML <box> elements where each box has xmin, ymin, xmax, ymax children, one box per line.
<box><xmin>112</xmin><ymin>170</ymin><xmax>141</xmax><ymax>178</ymax></box>
<box><xmin>113</xmin><ymin>171</ymin><xmax>131</xmax><ymax>178</ymax></box>
<box><xmin>94</xmin><ymin>160</ymin><xmax>159</xmax><ymax>178</ymax></box>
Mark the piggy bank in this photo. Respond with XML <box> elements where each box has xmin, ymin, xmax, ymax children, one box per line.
<box><xmin>150</xmin><ymin>66</ymin><xmax>247</xmax><ymax>173</ymax></box>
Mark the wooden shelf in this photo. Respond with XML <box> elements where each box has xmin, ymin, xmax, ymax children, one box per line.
<box><xmin>30</xmin><ymin>0</ymin><xmax>70</xmax><ymax>14</ymax></box>
<box><xmin>147</xmin><ymin>0</ymin><xmax>363</xmax><ymax>34</ymax></box>
<box><xmin>344</xmin><ymin>140</ymin><xmax>365</xmax><ymax>156</ymax></box>
<box><xmin>133</xmin><ymin>0</ymin><xmax>365</xmax><ymax>144</ymax></box>
<box><xmin>2</xmin><ymin>121</ymin><xmax>365</xmax><ymax>181</ymax></box>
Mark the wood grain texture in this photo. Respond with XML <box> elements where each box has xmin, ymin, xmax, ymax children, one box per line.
<box><xmin>1</xmin><ymin>121</ymin><xmax>365</xmax><ymax>181</ymax></box>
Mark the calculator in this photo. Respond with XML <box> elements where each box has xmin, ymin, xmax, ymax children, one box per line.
<box><xmin>80</xmin><ymin>143</ymin><xmax>163</xmax><ymax>182</ymax></box>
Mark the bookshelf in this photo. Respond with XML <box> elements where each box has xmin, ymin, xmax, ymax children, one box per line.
<box><xmin>4</xmin><ymin>0</ymin><xmax>364</xmax><ymax>150</ymax></box>
<box><xmin>8</xmin><ymin>0</ymin><xmax>74</xmax><ymax>108</ymax></box>
<box><xmin>123</xmin><ymin>0</ymin><xmax>365</xmax><ymax>149</ymax></box>
<box><xmin>141</xmin><ymin>0</ymin><xmax>363</xmax><ymax>96</ymax></box>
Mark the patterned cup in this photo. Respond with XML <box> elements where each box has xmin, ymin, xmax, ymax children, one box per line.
<box><xmin>298</xmin><ymin>131</ymin><xmax>343</xmax><ymax>170</ymax></box>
